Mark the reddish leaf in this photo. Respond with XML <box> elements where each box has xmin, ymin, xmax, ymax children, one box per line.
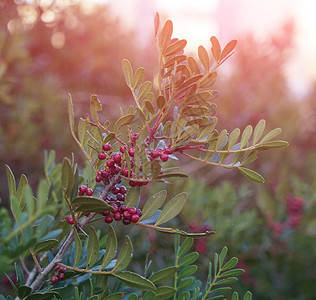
<box><xmin>220</xmin><ymin>40</ymin><xmax>237</xmax><ymax>61</ymax></box>
<box><xmin>159</xmin><ymin>20</ymin><xmax>173</xmax><ymax>49</ymax></box>
<box><xmin>154</xmin><ymin>12</ymin><xmax>160</xmax><ymax>38</ymax></box>
<box><xmin>187</xmin><ymin>56</ymin><xmax>201</xmax><ymax>74</ymax></box>
<box><xmin>198</xmin><ymin>45</ymin><xmax>210</xmax><ymax>71</ymax></box>
<box><xmin>210</xmin><ymin>36</ymin><xmax>221</xmax><ymax>62</ymax></box>
<box><xmin>163</xmin><ymin>39</ymin><xmax>187</xmax><ymax>57</ymax></box>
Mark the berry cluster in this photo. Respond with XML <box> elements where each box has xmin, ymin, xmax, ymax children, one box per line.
<box><xmin>50</xmin><ymin>265</ymin><xmax>66</xmax><ymax>284</ymax></box>
<box><xmin>96</xmin><ymin>143</ymin><xmax>173</xmax><ymax>187</ymax></box>
<box><xmin>286</xmin><ymin>195</ymin><xmax>304</xmax><ymax>228</ymax></box>
<box><xmin>100</xmin><ymin>183</ymin><xmax>142</xmax><ymax>225</ymax></box>
<box><xmin>78</xmin><ymin>185</ymin><xmax>93</xmax><ymax>196</ymax></box>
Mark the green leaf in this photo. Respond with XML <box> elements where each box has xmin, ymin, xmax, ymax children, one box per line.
<box><xmin>86</xmin><ymin>225</ymin><xmax>100</xmax><ymax>268</ymax></box>
<box><xmin>240</xmin><ymin>125</ymin><xmax>253</xmax><ymax>149</ymax></box>
<box><xmin>16</xmin><ymin>174</ymin><xmax>28</xmax><ymax>206</ymax></box>
<box><xmin>214</xmin><ymin>277</ymin><xmax>238</xmax><ymax>285</ymax></box>
<box><xmin>113</xmin><ymin>271</ymin><xmax>156</xmax><ymax>291</ymax></box>
<box><xmin>113</xmin><ymin>236</ymin><xmax>133</xmax><ymax>272</ymax></box>
<box><xmin>232</xmin><ymin>292</ymin><xmax>239</xmax><ymax>300</ymax></box>
<box><xmin>149</xmin><ymin>266</ymin><xmax>177</xmax><ymax>284</ymax></box>
<box><xmin>143</xmin><ymin>291</ymin><xmax>156</xmax><ymax>300</ymax></box>
<box><xmin>178</xmin><ymin>265</ymin><xmax>197</xmax><ymax>278</ymax></box>
<box><xmin>219</xmin><ymin>269</ymin><xmax>244</xmax><ymax>277</ymax></box>
<box><xmin>155</xmin><ymin>192</ymin><xmax>188</xmax><ymax>226</ymax></box>
<box><xmin>15</xmin><ymin>263</ymin><xmax>25</xmax><ymax>286</ymax></box>
<box><xmin>258</xmin><ymin>140</ymin><xmax>289</xmax><ymax>149</ymax></box>
<box><xmin>240</xmin><ymin>150</ymin><xmax>258</xmax><ymax>166</ymax></box>
<box><xmin>125</xmin><ymin>186</ymin><xmax>140</xmax><ymax>208</ymax></box>
<box><xmin>127</xmin><ymin>294</ymin><xmax>138</xmax><ymax>300</ymax></box>
<box><xmin>5</xmin><ymin>165</ymin><xmax>16</xmax><ymax>197</ymax></box>
<box><xmin>62</xmin><ymin>158</ymin><xmax>74</xmax><ymax>196</ymax></box>
<box><xmin>140</xmin><ymin>190</ymin><xmax>167</xmax><ymax>222</ymax></box>
<box><xmin>10</xmin><ymin>195</ymin><xmax>21</xmax><ymax>223</ymax></box>
<box><xmin>177</xmin><ymin>276</ymin><xmax>194</xmax><ymax>290</ymax></box>
<box><xmin>25</xmin><ymin>292</ymin><xmax>60</xmax><ymax>300</ymax></box>
<box><xmin>73</xmin><ymin>228</ymin><xmax>82</xmax><ymax>268</ymax></box>
<box><xmin>17</xmin><ymin>285</ymin><xmax>32</xmax><ymax>298</ymax></box>
<box><xmin>209</xmin><ymin>287</ymin><xmax>231</xmax><ymax>294</ymax></box>
<box><xmin>215</xmin><ymin>130</ymin><xmax>228</xmax><ymax>150</ymax></box>
<box><xmin>132</xmin><ymin>67</ymin><xmax>145</xmax><ymax>90</ymax></box>
<box><xmin>72</xmin><ymin>196</ymin><xmax>113</xmax><ymax>213</ymax></box>
<box><xmin>155</xmin><ymin>286</ymin><xmax>176</xmax><ymax>299</ymax></box>
<box><xmin>218</xmin><ymin>247</ymin><xmax>228</xmax><ymax>269</ymax></box>
<box><xmin>243</xmin><ymin>291</ymin><xmax>252</xmax><ymax>300</ymax></box>
<box><xmin>138</xmin><ymin>81</ymin><xmax>152</xmax><ymax>100</ymax></box>
<box><xmin>158</xmin><ymin>172</ymin><xmax>189</xmax><ymax>179</ymax></box>
<box><xmin>253</xmin><ymin>119</ymin><xmax>265</xmax><ymax>144</ymax></box>
<box><xmin>177</xmin><ymin>238</ymin><xmax>193</xmax><ymax>257</ymax></box>
<box><xmin>100</xmin><ymin>225</ymin><xmax>117</xmax><ymax>270</ymax></box>
<box><xmin>90</xmin><ymin>94</ymin><xmax>102</xmax><ymax>124</ymax></box>
<box><xmin>179</xmin><ymin>252</ymin><xmax>199</xmax><ymax>267</ymax></box>
<box><xmin>228</xmin><ymin>128</ymin><xmax>240</xmax><ymax>150</ymax></box>
<box><xmin>114</xmin><ymin>114</ymin><xmax>135</xmax><ymax>134</ymax></box>
<box><xmin>33</xmin><ymin>239</ymin><xmax>59</xmax><ymax>254</ymax></box>
<box><xmin>222</xmin><ymin>257</ymin><xmax>238</xmax><ymax>271</ymax></box>
<box><xmin>238</xmin><ymin>167</ymin><xmax>265</xmax><ymax>183</ymax></box>
<box><xmin>68</xmin><ymin>94</ymin><xmax>75</xmax><ymax>134</ymax></box>
<box><xmin>122</xmin><ymin>59</ymin><xmax>133</xmax><ymax>87</ymax></box>
<box><xmin>78</xmin><ymin>117</ymin><xmax>91</xmax><ymax>145</ymax></box>
<box><xmin>260</xmin><ymin>128</ymin><xmax>281</xmax><ymax>143</ymax></box>
<box><xmin>103</xmin><ymin>293</ymin><xmax>126</xmax><ymax>300</ymax></box>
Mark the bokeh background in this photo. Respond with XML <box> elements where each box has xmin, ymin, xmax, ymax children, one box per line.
<box><xmin>1</xmin><ymin>0</ymin><xmax>316</xmax><ymax>299</ymax></box>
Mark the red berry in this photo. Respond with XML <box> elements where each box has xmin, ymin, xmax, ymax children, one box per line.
<box><xmin>79</xmin><ymin>185</ymin><xmax>87</xmax><ymax>193</ymax></box>
<box><xmin>123</xmin><ymin>211</ymin><xmax>131</xmax><ymax>219</ymax></box>
<box><xmin>131</xmin><ymin>214</ymin><xmax>140</xmax><ymax>223</ymax></box>
<box><xmin>113</xmin><ymin>153</ymin><xmax>122</xmax><ymax>164</ymax></box>
<box><xmin>136</xmin><ymin>209</ymin><xmax>143</xmax><ymax>216</ymax></box>
<box><xmin>111</xmin><ymin>204</ymin><xmax>119</xmax><ymax>213</ymax></box>
<box><xmin>165</xmin><ymin>147</ymin><xmax>173</xmax><ymax>154</ymax></box>
<box><xmin>112</xmin><ymin>186</ymin><xmax>120</xmax><ymax>195</ymax></box>
<box><xmin>98</xmin><ymin>152</ymin><xmax>107</xmax><ymax>160</ymax></box>
<box><xmin>160</xmin><ymin>153</ymin><xmax>169</xmax><ymax>162</ymax></box>
<box><xmin>101</xmin><ymin>211</ymin><xmax>110</xmax><ymax>216</ymax></box>
<box><xmin>121</xmin><ymin>205</ymin><xmax>128</xmax><ymax>212</ymax></box>
<box><xmin>103</xmin><ymin>143</ymin><xmax>111</xmax><ymax>151</ymax></box>
<box><xmin>101</xmin><ymin>170</ymin><xmax>110</xmax><ymax>178</ymax></box>
<box><xmin>109</xmin><ymin>167</ymin><xmax>117</xmax><ymax>175</ymax></box>
<box><xmin>113</xmin><ymin>212</ymin><xmax>122</xmax><ymax>221</ymax></box>
<box><xmin>119</xmin><ymin>145</ymin><xmax>125</xmax><ymax>153</ymax></box>
<box><xmin>58</xmin><ymin>273</ymin><xmax>65</xmax><ymax>280</ymax></box>
<box><xmin>105</xmin><ymin>216</ymin><xmax>113</xmax><ymax>223</ymax></box>
<box><xmin>129</xmin><ymin>148</ymin><xmax>135</xmax><ymax>157</ymax></box>
<box><xmin>123</xmin><ymin>218</ymin><xmax>131</xmax><ymax>225</ymax></box>
<box><xmin>129</xmin><ymin>181</ymin><xmax>136</xmax><ymax>187</ymax></box>
<box><xmin>123</xmin><ymin>168</ymin><xmax>129</xmax><ymax>177</ymax></box>
<box><xmin>128</xmin><ymin>207</ymin><xmax>137</xmax><ymax>214</ymax></box>
<box><xmin>51</xmin><ymin>276</ymin><xmax>59</xmax><ymax>284</ymax></box>
<box><xmin>78</xmin><ymin>190</ymin><xmax>85</xmax><ymax>196</ymax></box>
<box><xmin>95</xmin><ymin>176</ymin><xmax>102</xmax><ymax>183</ymax></box>
<box><xmin>120</xmin><ymin>186</ymin><xmax>127</xmax><ymax>194</ymax></box>
<box><xmin>86</xmin><ymin>188</ymin><xmax>93</xmax><ymax>196</ymax></box>
<box><xmin>106</xmin><ymin>159</ymin><xmax>115</xmax><ymax>168</ymax></box>
<box><xmin>67</xmin><ymin>215</ymin><xmax>74</xmax><ymax>224</ymax></box>
<box><xmin>54</xmin><ymin>265</ymin><xmax>60</xmax><ymax>271</ymax></box>
<box><xmin>151</xmin><ymin>150</ymin><xmax>160</xmax><ymax>159</ymax></box>
<box><xmin>116</xmin><ymin>193</ymin><xmax>125</xmax><ymax>201</ymax></box>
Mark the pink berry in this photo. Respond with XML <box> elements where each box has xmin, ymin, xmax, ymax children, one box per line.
<box><xmin>103</xmin><ymin>143</ymin><xmax>111</xmax><ymax>151</ymax></box>
<box><xmin>106</xmin><ymin>159</ymin><xmax>115</xmax><ymax>168</ymax></box>
<box><xmin>79</xmin><ymin>185</ymin><xmax>87</xmax><ymax>193</ymax></box>
<box><xmin>86</xmin><ymin>188</ymin><xmax>93</xmax><ymax>196</ymax></box>
<box><xmin>113</xmin><ymin>212</ymin><xmax>122</xmax><ymax>221</ymax></box>
<box><xmin>105</xmin><ymin>216</ymin><xmax>113</xmax><ymax>223</ymax></box>
<box><xmin>123</xmin><ymin>218</ymin><xmax>131</xmax><ymax>225</ymax></box>
<box><xmin>165</xmin><ymin>147</ymin><xmax>173</xmax><ymax>154</ymax></box>
<box><xmin>131</xmin><ymin>214</ymin><xmax>140</xmax><ymax>223</ymax></box>
<box><xmin>67</xmin><ymin>215</ymin><xmax>74</xmax><ymax>224</ymax></box>
<box><xmin>58</xmin><ymin>273</ymin><xmax>65</xmax><ymax>280</ymax></box>
<box><xmin>98</xmin><ymin>152</ymin><xmax>107</xmax><ymax>160</ymax></box>
<box><xmin>128</xmin><ymin>207</ymin><xmax>137</xmax><ymax>214</ymax></box>
<box><xmin>129</xmin><ymin>148</ymin><xmax>135</xmax><ymax>157</ymax></box>
<box><xmin>120</xmin><ymin>186</ymin><xmax>127</xmax><ymax>194</ymax></box>
<box><xmin>113</xmin><ymin>153</ymin><xmax>122</xmax><ymax>164</ymax></box>
<box><xmin>51</xmin><ymin>276</ymin><xmax>59</xmax><ymax>284</ymax></box>
<box><xmin>119</xmin><ymin>145</ymin><xmax>125</xmax><ymax>153</ymax></box>
<box><xmin>160</xmin><ymin>153</ymin><xmax>169</xmax><ymax>162</ymax></box>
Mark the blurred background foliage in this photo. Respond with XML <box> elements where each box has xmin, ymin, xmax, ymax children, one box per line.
<box><xmin>0</xmin><ymin>1</ymin><xmax>316</xmax><ymax>299</ymax></box>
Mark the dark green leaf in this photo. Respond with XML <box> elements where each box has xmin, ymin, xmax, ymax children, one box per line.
<box><xmin>149</xmin><ymin>266</ymin><xmax>177</xmax><ymax>284</ymax></box>
<box><xmin>178</xmin><ymin>265</ymin><xmax>197</xmax><ymax>278</ymax></box>
<box><xmin>209</xmin><ymin>287</ymin><xmax>231</xmax><ymax>294</ymax></box>
<box><xmin>100</xmin><ymin>225</ymin><xmax>117</xmax><ymax>270</ymax></box>
<box><xmin>17</xmin><ymin>285</ymin><xmax>32</xmax><ymax>298</ymax></box>
<box><xmin>15</xmin><ymin>262</ymin><xmax>25</xmax><ymax>286</ymax></box>
<box><xmin>5</xmin><ymin>165</ymin><xmax>16</xmax><ymax>197</ymax></box>
<box><xmin>218</xmin><ymin>247</ymin><xmax>228</xmax><ymax>269</ymax></box>
<box><xmin>220</xmin><ymin>269</ymin><xmax>244</xmax><ymax>277</ymax></box>
<box><xmin>155</xmin><ymin>192</ymin><xmax>188</xmax><ymax>226</ymax></box>
<box><xmin>113</xmin><ymin>236</ymin><xmax>133</xmax><ymax>272</ymax></box>
<box><xmin>177</xmin><ymin>276</ymin><xmax>194</xmax><ymax>290</ymax></box>
<box><xmin>26</xmin><ymin>292</ymin><xmax>60</xmax><ymax>300</ymax></box>
<box><xmin>143</xmin><ymin>291</ymin><xmax>156</xmax><ymax>300</ymax></box>
<box><xmin>103</xmin><ymin>293</ymin><xmax>126</xmax><ymax>300</ymax></box>
<box><xmin>72</xmin><ymin>196</ymin><xmax>113</xmax><ymax>213</ymax></box>
<box><xmin>243</xmin><ymin>291</ymin><xmax>252</xmax><ymax>300</ymax></box>
<box><xmin>33</xmin><ymin>239</ymin><xmax>59</xmax><ymax>254</ymax></box>
<box><xmin>62</xmin><ymin>158</ymin><xmax>74</xmax><ymax>196</ymax></box>
<box><xmin>222</xmin><ymin>257</ymin><xmax>238</xmax><ymax>271</ymax></box>
<box><xmin>155</xmin><ymin>286</ymin><xmax>176</xmax><ymax>299</ymax></box>
<box><xmin>73</xmin><ymin>228</ymin><xmax>82</xmax><ymax>268</ymax></box>
<box><xmin>177</xmin><ymin>238</ymin><xmax>193</xmax><ymax>257</ymax></box>
<box><xmin>140</xmin><ymin>190</ymin><xmax>167</xmax><ymax>222</ymax></box>
<box><xmin>86</xmin><ymin>225</ymin><xmax>100</xmax><ymax>268</ymax></box>
<box><xmin>214</xmin><ymin>277</ymin><xmax>238</xmax><ymax>285</ymax></box>
<box><xmin>113</xmin><ymin>271</ymin><xmax>155</xmax><ymax>291</ymax></box>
